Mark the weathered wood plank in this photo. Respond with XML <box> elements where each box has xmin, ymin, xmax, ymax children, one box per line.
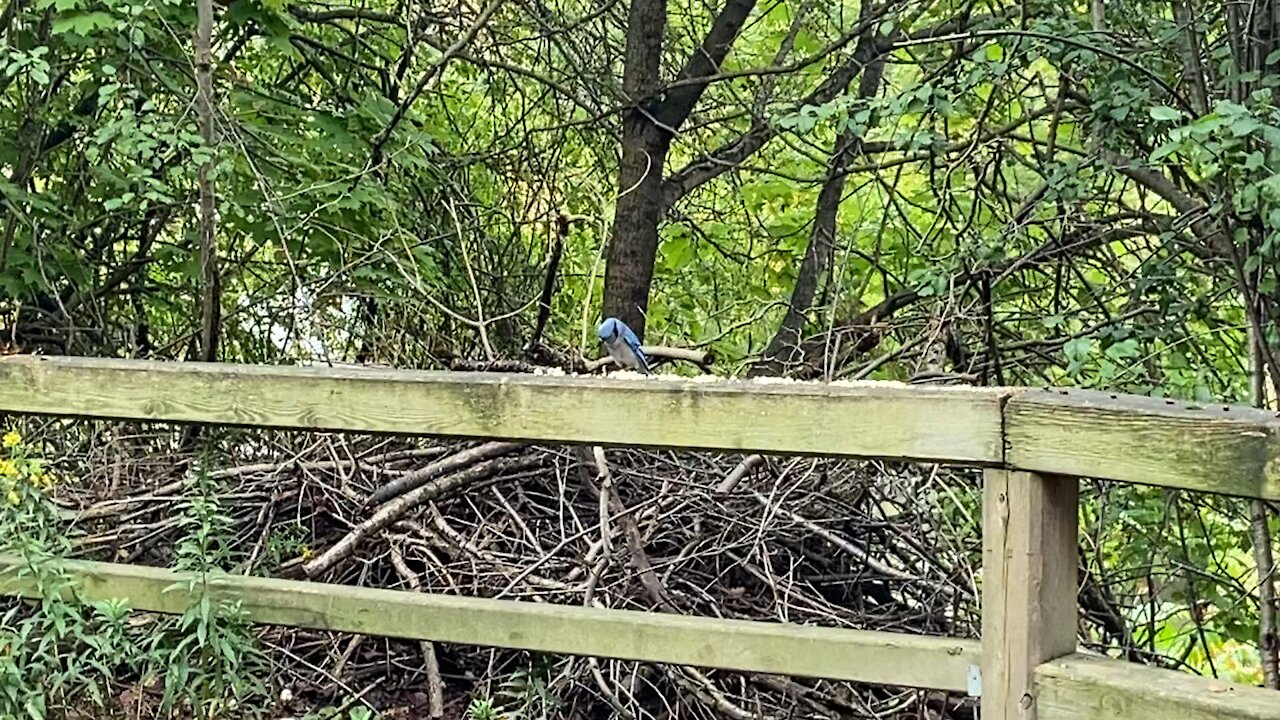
<box><xmin>0</xmin><ymin>557</ymin><xmax>981</xmax><ymax>691</ymax></box>
<box><xmin>1037</xmin><ymin>654</ymin><xmax>1280</xmax><ymax>720</ymax></box>
<box><xmin>0</xmin><ymin>355</ymin><xmax>1008</xmax><ymax>463</ymax></box>
<box><xmin>982</xmin><ymin>470</ymin><xmax>1079</xmax><ymax>720</ymax></box>
<box><xmin>1006</xmin><ymin>388</ymin><xmax>1280</xmax><ymax>500</ymax></box>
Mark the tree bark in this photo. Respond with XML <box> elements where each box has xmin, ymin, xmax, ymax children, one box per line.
<box><xmin>604</xmin><ymin>121</ymin><xmax>670</xmax><ymax>337</ymax></box>
<box><xmin>528</xmin><ymin>214</ymin><xmax>568</xmax><ymax>351</ymax></box>
<box><xmin>1248</xmin><ymin>322</ymin><xmax>1280</xmax><ymax>689</ymax></box>
<box><xmin>746</xmin><ymin>135</ymin><xmax>846</xmax><ymax>377</ymax></box>
<box><xmin>1170</xmin><ymin>0</ymin><xmax>1208</xmax><ymax>114</ymax></box>
<box><xmin>603</xmin><ymin>0</ymin><xmax>668</xmax><ymax>336</ymax></box>
<box><xmin>604</xmin><ymin>0</ymin><xmax>757</xmax><ymax>338</ymax></box>
<box><xmin>1251</xmin><ymin>496</ymin><xmax>1279</xmax><ymax>688</ymax></box>
<box><xmin>195</xmin><ymin>0</ymin><xmax>220</xmax><ymax>362</ymax></box>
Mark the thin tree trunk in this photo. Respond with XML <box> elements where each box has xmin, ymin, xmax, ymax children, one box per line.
<box><xmin>528</xmin><ymin>214</ymin><xmax>568</xmax><ymax>351</ymax></box>
<box><xmin>1249</xmin><ymin>322</ymin><xmax>1280</xmax><ymax>688</ymax></box>
<box><xmin>1171</xmin><ymin>0</ymin><xmax>1209</xmax><ymax>114</ymax></box>
<box><xmin>1262</xmin><ymin>0</ymin><xmax>1280</xmax><ymax>103</ymax></box>
<box><xmin>195</xmin><ymin>0</ymin><xmax>220</xmax><ymax>362</ymax></box>
<box><xmin>747</xmin><ymin>131</ymin><xmax>849</xmax><ymax>377</ymax></box>
<box><xmin>1251</xmin><ymin>497</ymin><xmax>1278</xmax><ymax>688</ymax></box>
<box><xmin>1226</xmin><ymin>0</ymin><xmax>1246</xmax><ymax>103</ymax></box>
<box><xmin>749</xmin><ymin>45</ymin><xmax>885</xmax><ymax>377</ymax></box>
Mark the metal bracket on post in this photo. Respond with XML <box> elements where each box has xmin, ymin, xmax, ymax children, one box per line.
<box><xmin>967</xmin><ymin>664</ymin><xmax>982</xmax><ymax>697</ymax></box>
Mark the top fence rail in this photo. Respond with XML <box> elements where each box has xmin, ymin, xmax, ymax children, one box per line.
<box><xmin>1</xmin><ymin>355</ymin><xmax>1278</xmax><ymax>499</ymax></box>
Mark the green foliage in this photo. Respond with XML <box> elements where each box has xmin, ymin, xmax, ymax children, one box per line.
<box><xmin>261</xmin><ymin>521</ymin><xmax>309</xmax><ymax>572</ymax></box>
<box><xmin>463</xmin><ymin>655</ymin><xmax>562</xmax><ymax>720</ymax></box>
<box><xmin>0</xmin><ymin>435</ymin><xmax>271</xmax><ymax>718</ymax></box>
<box><xmin>300</xmin><ymin>704</ymin><xmax>375</xmax><ymax>720</ymax></box>
<box><xmin>494</xmin><ymin>655</ymin><xmax>561</xmax><ymax>718</ymax></box>
<box><xmin>0</xmin><ymin>430</ymin><xmax>146</xmax><ymax>719</ymax></box>
<box><xmin>466</xmin><ymin>697</ymin><xmax>504</xmax><ymax>720</ymax></box>
<box><xmin>149</xmin><ymin>460</ymin><xmax>270</xmax><ymax>718</ymax></box>
<box><xmin>1084</xmin><ymin>486</ymin><xmax>1275</xmax><ymax>684</ymax></box>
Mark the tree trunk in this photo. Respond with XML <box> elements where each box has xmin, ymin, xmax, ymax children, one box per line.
<box><xmin>602</xmin><ymin>0</ymin><xmax>668</xmax><ymax>338</ymax></box>
<box><xmin>603</xmin><ymin>0</ymin><xmax>756</xmax><ymax>339</ymax></box>
<box><xmin>747</xmin><ymin>131</ymin><xmax>848</xmax><ymax>377</ymax></box>
<box><xmin>601</xmin><ymin>4</ymin><xmax>978</xmax><ymax>340</ymax></box>
<box><xmin>195</xmin><ymin>0</ymin><xmax>220</xmax><ymax>362</ymax></box>
<box><xmin>1251</xmin><ymin>497</ymin><xmax>1279</xmax><ymax>688</ymax></box>
<box><xmin>749</xmin><ymin>46</ymin><xmax>885</xmax><ymax>377</ymax></box>
<box><xmin>1170</xmin><ymin>0</ymin><xmax>1208</xmax><ymax>114</ymax></box>
<box><xmin>1249</xmin><ymin>322</ymin><xmax>1280</xmax><ymax>689</ymax></box>
<box><xmin>604</xmin><ymin>121</ymin><xmax>670</xmax><ymax>338</ymax></box>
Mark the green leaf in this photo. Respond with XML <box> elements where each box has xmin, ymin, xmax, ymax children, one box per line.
<box><xmin>1149</xmin><ymin>141</ymin><xmax>1180</xmax><ymax>162</ymax></box>
<box><xmin>51</xmin><ymin>11</ymin><xmax>117</xmax><ymax>35</ymax></box>
<box><xmin>1105</xmin><ymin>338</ymin><xmax>1139</xmax><ymax>360</ymax></box>
<box><xmin>1230</xmin><ymin>116</ymin><xmax>1265</xmax><ymax>136</ymax></box>
<box><xmin>663</xmin><ymin>236</ymin><xmax>694</xmax><ymax>268</ymax></box>
<box><xmin>1063</xmin><ymin>336</ymin><xmax>1094</xmax><ymax>362</ymax></box>
<box><xmin>1148</xmin><ymin>105</ymin><xmax>1182</xmax><ymax>121</ymax></box>
<box><xmin>1237</xmin><ymin>184</ymin><xmax>1259</xmax><ymax>212</ymax></box>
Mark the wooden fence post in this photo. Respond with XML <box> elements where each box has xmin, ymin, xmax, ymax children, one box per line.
<box><xmin>982</xmin><ymin>469</ymin><xmax>1078</xmax><ymax>719</ymax></box>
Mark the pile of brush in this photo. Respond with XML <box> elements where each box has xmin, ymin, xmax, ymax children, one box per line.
<box><xmin>53</xmin><ymin>422</ymin><xmax>982</xmax><ymax>719</ymax></box>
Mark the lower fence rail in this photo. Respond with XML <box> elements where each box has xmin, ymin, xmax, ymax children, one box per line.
<box><xmin>0</xmin><ymin>556</ymin><xmax>980</xmax><ymax>692</ymax></box>
<box><xmin>3</xmin><ymin>551</ymin><xmax>1280</xmax><ymax>717</ymax></box>
<box><xmin>1035</xmin><ymin>654</ymin><xmax>1280</xmax><ymax>720</ymax></box>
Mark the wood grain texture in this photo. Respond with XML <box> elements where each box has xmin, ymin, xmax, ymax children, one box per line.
<box><xmin>1037</xmin><ymin>654</ymin><xmax>1280</xmax><ymax>720</ymax></box>
<box><xmin>1006</xmin><ymin>388</ymin><xmax>1280</xmax><ymax>499</ymax></box>
<box><xmin>982</xmin><ymin>470</ymin><xmax>1079</xmax><ymax>720</ymax></box>
<box><xmin>0</xmin><ymin>355</ymin><xmax>1008</xmax><ymax>463</ymax></box>
<box><xmin>0</xmin><ymin>557</ymin><xmax>981</xmax><ymax>691</ymax></box>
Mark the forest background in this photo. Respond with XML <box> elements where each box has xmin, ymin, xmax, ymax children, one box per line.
<box><xmin>2</xmin><ymin>0</ymin><xmax>1280</xmax><ymax>716</ymax></box>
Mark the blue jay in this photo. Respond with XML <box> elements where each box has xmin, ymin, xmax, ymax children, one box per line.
<box><xmin>597</xmin><ymin>317</ymin><xmax>651</xmax><ymax>374</ymax></box>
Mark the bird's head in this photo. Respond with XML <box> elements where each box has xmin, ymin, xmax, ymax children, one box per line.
<box><xmin>597</xmin><ymin>317</ymin><xmax>621</xmax><ymax>343</ymax></box>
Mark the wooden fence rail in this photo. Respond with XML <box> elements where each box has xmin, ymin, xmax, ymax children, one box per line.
<box><xmin>0</xmin><ymin>559</ymin><xmax>981</xmax><ymax>692</ymax></box>
<box><xmin>0</xmin><ymin>355</ymin><xmax>1278</xmax><ymax>719</ymax></box>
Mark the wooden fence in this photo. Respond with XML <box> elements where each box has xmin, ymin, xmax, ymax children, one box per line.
<box><xmin>0</xmin><ymin>355</ymin><xmax>1277</xmax><ymax>719</ymax></box>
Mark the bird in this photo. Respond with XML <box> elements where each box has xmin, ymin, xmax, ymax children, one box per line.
<box><xmin>597</xmin><ymin>317</ymin><xmax>651</xmax><ymax>374</ymax></box>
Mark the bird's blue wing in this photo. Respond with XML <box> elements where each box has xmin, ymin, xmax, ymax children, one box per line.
<box><xmin>619</xmin><ymin>325</ymin><xmax>650</xmax><ymax>372</ymax></box>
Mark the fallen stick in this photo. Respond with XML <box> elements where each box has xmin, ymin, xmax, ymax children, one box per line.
<box><xmin>585</xmin><ymin>346</ymin><xmax>715</xmax><ymax>372</ymax></box>
<box><xmin>304</xmin><ymin>454</ymin><xmax>542</xmax><ymax>576</ymax></box>
<box><xmin>716</xmin><ymin>454</ymin><xmax>765</xmax><ymax>493</ymax></box>
<box><xmin>389</xmin><ymin>545</ymin><xmax>446</xmax><ymax>719</ymax></box>
<box><xmin>368</xmin><ymin>441</ymin><xmax>523</xmax><ymax>504</ymax></box>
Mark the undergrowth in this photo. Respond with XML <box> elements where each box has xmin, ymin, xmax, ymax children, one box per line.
<box><xmin>0</xmin><ymin>431</ymin><xmax>270</xmax><ymax>719</ymax></box>
<box><xmin>465</xmin><ymin>656</ymin><xmax>562</xmax><ymax>720</ymax></box>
